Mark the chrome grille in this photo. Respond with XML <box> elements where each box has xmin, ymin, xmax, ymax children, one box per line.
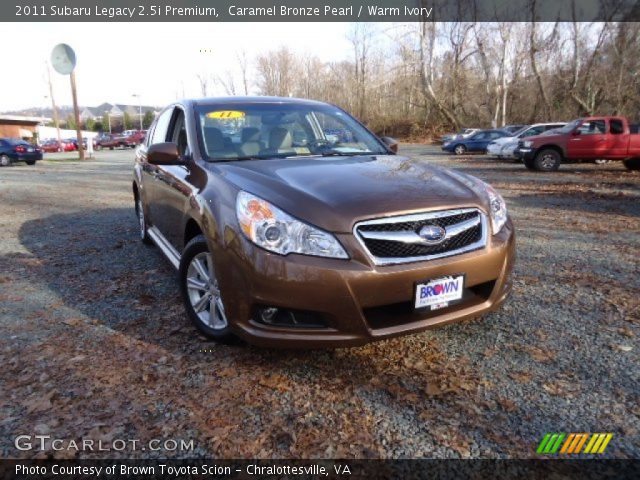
<box><xmin>354</xmin><ymin>208</ymin><xmax>487</xmax><ymax>265</ymax></box>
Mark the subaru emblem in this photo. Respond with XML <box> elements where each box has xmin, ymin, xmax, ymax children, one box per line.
<box><xmin>418</xmin><ymin>225</ymin><xmax>446</xmax><ymax>244</ymax></box>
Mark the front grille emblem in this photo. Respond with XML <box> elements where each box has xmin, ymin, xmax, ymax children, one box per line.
<box><xmin>418</xmin><ymin>225</ymin><xmax>446</xmax><ymax>244</ymax></box>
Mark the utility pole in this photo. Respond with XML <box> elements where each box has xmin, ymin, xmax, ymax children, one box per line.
<box><xmin>45</xmin><ymin>61</ymin><xmax>62</xmax><ymax>147</ymax></box>
<box><xmin>132</xmin><ymin>93</ymin><xmax>142</xmax><ymax>130</ymax></box>
<box><xmin>70</xmin><ymin>71</ymin><xmax>85</xmax><ymax>160</ymax></box>
<box><xmin>107</xmin><ymin>113</ymin><xmax>111</xmax><ymax>134</ymax></box>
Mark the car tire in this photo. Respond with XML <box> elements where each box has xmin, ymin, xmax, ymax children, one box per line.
<box><xmin>0</xmin><ymin>155</ymin><xmax>11</xmax><ymax>167</ymax></box>
<box><xmin>454</xmin><ymin>144</ymin><xmax>467</xmax><ymax>155</ymax></box>
<box><xmin>179</xmin><ymin>235</ymin><xmax>236</xmax><ymax>343</ymax></box>
<box><xmin>109</xmin><ymin>146</ymin><xmax>114</xmax><ymax>150</ymax></box>
<box><xmin>135</xmin><ymin>197</ymin><xmax>153</xmax><ymax>245</ymax></box>
<box><xmin>25</xmin><ymin>160</ymin><xmax>36</xmax><ymax>166</ymax></box>
<box><xmin>533</xmin><ymin>149</ymin><xmax>561</xmax><ymax>171</ymax></box>
<box><xmin>623</xmin><ymin>158</ymin><xmax>640</xmax><ymax>170</ymax></box>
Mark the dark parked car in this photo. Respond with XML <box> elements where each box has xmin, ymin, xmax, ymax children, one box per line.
<box><xmin>442</xmin><ymin>129</ymin><xmax>510</xmax><ymax>155</ymax></box>
<box><xmin>133</xmin><ymin>97</ymin><xmax>514</xmax><ymax>347</ymax></box>
<box><xmin>0</xmin><ymin>138</ymin><xmax>42</xmax><ymax>166</ymax></box>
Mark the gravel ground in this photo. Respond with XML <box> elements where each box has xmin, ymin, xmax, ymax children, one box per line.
<box><xmin>0</xmin><ymin>147</ymin><xmax>638</xmax><ymax>459</ymax></box>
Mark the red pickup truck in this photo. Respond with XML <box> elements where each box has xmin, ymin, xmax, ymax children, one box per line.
<box><xmin>518</xmin><ymin>116</ymin><xmax>640</xmax><ymax>171</ymax></box>
<box><xmin>97</xmin><ymin>130</ymin><xmax>146</xmax><ymax>150</ymax></box>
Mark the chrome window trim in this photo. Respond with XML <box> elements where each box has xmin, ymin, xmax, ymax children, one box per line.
<box><xmin>353</xmin><ymin>208</ymin><xmax>488</xmax><ymax>266</ymax></box>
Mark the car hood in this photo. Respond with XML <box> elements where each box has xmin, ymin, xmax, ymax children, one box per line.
<box><xmin>491</xmin><ymin>136</ymin><xmax>517</xmax><ymax>145</ymax></box>
<box><xmin>526</xmin><ymin>132</ymin><xmax>564</xmax><ymax>143</ymax></box>
<box><xmin>213</xmin><ymin>155</ymin><xmax>488</xmax><ymax>233</ymax></box>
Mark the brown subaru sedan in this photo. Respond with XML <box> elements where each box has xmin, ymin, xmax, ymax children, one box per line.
<box><xmin>133</xmin><ymin>97</ymin><xmax>515</xmax><ymax>347</ymax></box>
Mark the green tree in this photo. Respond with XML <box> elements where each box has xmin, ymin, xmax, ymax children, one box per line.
<box><xmin>66</xmin><ymin>114</ymin><xmax>76</xmax><ymax>130</ymax></box>
<box><xmin>102</xmin><ymin>115</ymin><xmax>111</xmax><ymax>132</ymax></box>
<box><xmin>123</xmin><ymin>112</ymin><xmax>133</xmax><ymax>129</ymax></box>
<box><xmin>85</xmin><ymin>118</ymin><xmax>96</xmax><ymax>131</ymax></box>
<box><xmin>142</xmin><ymin>110</ymin><xmax>155</xmax><ymax>129</ymax></box>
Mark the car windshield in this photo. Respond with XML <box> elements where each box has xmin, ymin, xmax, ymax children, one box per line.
<box><xmin>195</xmin><ymin>103</ymin><xmax>387</xmax><ymax>161</ymax></box>
<box><xmin>513</xmin><ymin>126</ymin><xmax>532</xmax><ymax>137</ymax></box>
<box><xmin>558</xmin><ymin>119</ymin><xmax>582</xmax><ymax>134</ymax></box>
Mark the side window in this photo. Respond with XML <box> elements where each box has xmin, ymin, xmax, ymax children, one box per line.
<box><xmin>577</xmin><ymin>120</ymin><xmax>606</xmax><ymax>135</ymax></box>
<box><xmin>490</xmin><ymin>132</ymin><xmax>503</xmax><ymax>139</ymax></box>
<box><xmin>150</xmin><ymin>108</ymin><xmax>174</xmax><ymax>145</ymax></box>
<box><xmin>168</xmin><ymin>109</ymin><xmax>189</xmax><ymax>157</ymax></box>
<box><xmin>610</xmin><ymin>119</ymin><xmax>624</xmax><ymax>135</ymax></box>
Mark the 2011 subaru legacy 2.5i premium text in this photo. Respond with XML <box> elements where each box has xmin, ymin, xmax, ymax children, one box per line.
<box><xmin>133</xmin><ymin>97</ymin><xmax>515</xmax><ymax>347</ymax></box>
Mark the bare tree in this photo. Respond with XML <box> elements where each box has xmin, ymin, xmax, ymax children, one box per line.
<box><xmin>196</xmin><ymin>74</ymin><xmax>211</xmax><ymax>97</ymax></box>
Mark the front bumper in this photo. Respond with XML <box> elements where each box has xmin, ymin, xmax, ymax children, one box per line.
<box><xmin>217</xmin><ymin>219</ymin><xmax>515</xmax><ymax>348</ymax></box>
<box><xmin>518</xmin><ymin>148</ymin><xmax>535</xmax><ymax>161</ymax></box>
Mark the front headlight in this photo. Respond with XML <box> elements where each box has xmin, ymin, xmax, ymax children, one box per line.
<box><xmin>523</xmin><ymin>140</ymin><xmax>533</xmax><ymax>148</ymax></box>
<box><xmin>236</xmin><ymin>191</ymin><xmax>348</xmax><ymax>259</ymax></box>
<box><xmin>485</xmin><ymin>184</ymin><xmax>508</xmax><ymax>234</ymax></box>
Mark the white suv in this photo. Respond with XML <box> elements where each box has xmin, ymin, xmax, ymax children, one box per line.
<box><xmin>487</xmin><ymin>123</ymin><xmax>566</xmax><ymax>158</ymax></box>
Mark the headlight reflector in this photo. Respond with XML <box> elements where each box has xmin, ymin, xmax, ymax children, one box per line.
<box><xmin>523</xmin><ymin>140</ymin><xmax>533</xmax><ymax>148</ymax></box>
<box><xmin>236</xmin><ymin>191</ymin><xmax>348</xmax><ymax>259</ymax></box>
<box><xmin>485</xmin><ymin>184</ymin><xmax>508</xmax><ymax>234</ymax></box>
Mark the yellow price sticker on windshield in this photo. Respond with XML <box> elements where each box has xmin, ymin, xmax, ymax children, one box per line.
<box><xmin>207</xmin><ymin>110</ymin><xmax>245</xmax><ymax>119</ymax></box>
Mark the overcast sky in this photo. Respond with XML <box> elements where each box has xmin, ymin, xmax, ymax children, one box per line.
<box><xmin>0</xmin><ymin>22</ymin><xmax>357</xmax><ymax>112</ymax></box>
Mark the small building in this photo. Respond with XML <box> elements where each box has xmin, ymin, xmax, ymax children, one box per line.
<box><xmin>0</xmin><ymin>115</ymin><xmax>49</xmax><ymax>140</ymax></box>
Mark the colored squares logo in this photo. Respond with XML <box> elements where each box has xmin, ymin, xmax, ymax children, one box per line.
<box><xmin>537</xmin><ymin>433</ymin><xmax>613</xmax><ymax>454</ymax></box>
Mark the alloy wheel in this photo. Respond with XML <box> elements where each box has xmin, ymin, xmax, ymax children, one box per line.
<box><xmin>186</xmin><ymin>252</ymin><xmax>228</xmax><ymax>330</ymax></box>
<box><xmin>540</xmin><ymin>154</ymin><xmax>556</xmax><ymax>169</ymax></box>
<box><xmin>0</xmin><ymin>155</ymin><xmax>10</xmax><ymax>167</ymax></box>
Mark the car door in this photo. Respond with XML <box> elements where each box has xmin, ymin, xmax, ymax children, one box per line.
<box><xmin>567</xmin><ymin>119</ymin><xmax>607</xmax><ymax>159</ymax></box>
<box><xmin>466</xmin><ymin>132</ymin><xmax>487</xmax><ymax>151</ymax></box>
<box><xmin>152</xmin><ymin>107</ymin><xmax>195</xmax><ymax>249</ymax></box>
<box><xmin>486</xmin><ymin>131</ymin><xmax>505</xmax><ymax>149</ymax></box>
<box><xmin>141</xmin><ymin>107</ymin><xmax>174</xmax><ymax>233</ymax></box>
<box><xmin>606</xmin><ymin>118</ymin><xmax>629</xmax><ymax>158</ymax></box>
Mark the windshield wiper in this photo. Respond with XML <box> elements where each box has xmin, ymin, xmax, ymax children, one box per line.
<box><xmin>313</xmin><ymin>151</ymin><xmax>378</xmax><ymax>157</ymax></box>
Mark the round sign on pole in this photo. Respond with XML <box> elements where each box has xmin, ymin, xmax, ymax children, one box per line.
<box><xmin>50</xmin><ymin>43</ymin><xmax>76</xmax><ymax>75</ymax></box>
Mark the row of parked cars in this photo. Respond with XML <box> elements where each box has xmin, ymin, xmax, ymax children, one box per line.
<box><xmin>94</xmin><ymin>130</ymin><xmax>147</xmax><ymax>150</ymax></box>
<box><xmin>0</xmin><ymin>129</ymin><xmax>147</xmax><ymax>167</ymax></box>
<box><xmin>441</xmin><ymin>116</ymin><xmax>640</xmax><ymax>171</ymax></box>
<box><xmin>40</xmin><ymin>130</ymin><xmax>147</xmax><ymax>153</ymax></box>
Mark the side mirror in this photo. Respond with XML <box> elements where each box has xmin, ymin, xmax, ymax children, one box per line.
<box><xmin>147</xmin><ymin>142</ymin><xmax>182</xmax><ymax>165</ymax></box>
<box><xmin>381</xmin><ymin>136</ymin><xmax>399</xmax><ymax>153</ymax></box>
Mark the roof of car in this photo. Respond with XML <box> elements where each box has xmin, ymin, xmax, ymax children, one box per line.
<box><xmin>188</xmin><ymin>96</ymin><xmax>331</xmax><ymax>107</ymax></box>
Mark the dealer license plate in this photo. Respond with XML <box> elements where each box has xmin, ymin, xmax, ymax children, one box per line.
<box><xmin>415</xmin><ymin>275</ymin><xmax>464</xmax><ymax>310</ymax></box>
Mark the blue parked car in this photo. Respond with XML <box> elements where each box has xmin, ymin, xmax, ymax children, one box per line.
<box><xmin>0</xmin><ymin>138</ymin><xmax>43</xmax><ymax>166</ymax></box>
<box><xmin>442</xmin><ymin>129</ymin><xmax>510</xmax><ymax>155</ymax></box>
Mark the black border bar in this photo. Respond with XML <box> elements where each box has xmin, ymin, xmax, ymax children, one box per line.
<box><xmin>2</xmin><ymin>459</ymin><xmax>640</xmax><ymax>480</ymax></box>
<box><xmin>5</xmin><ymin>0</ymin><xmax>640</xmax><ymax>22</ymax></box>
